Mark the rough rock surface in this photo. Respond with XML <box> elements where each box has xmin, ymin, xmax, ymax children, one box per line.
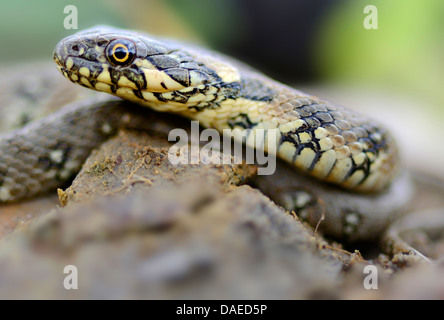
<box><xmin>0</xmin><ymin>129</ymin><xmax>347</xmax><ymax>299</ymax></box>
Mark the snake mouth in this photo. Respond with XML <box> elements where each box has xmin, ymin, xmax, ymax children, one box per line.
<box><xmin>53</xmin><ymin>50</ymin><xmax>64</xmax><ymax>69</ymax></box>
<box><xmin>53</xmin><ymin>60</ymin><xmax>155</xmax><ymax>107</ymax></box>
<box><xmin>55</xmin><ymin>64</ymin><xmax>107</xmax><ymax>93</ymax></box>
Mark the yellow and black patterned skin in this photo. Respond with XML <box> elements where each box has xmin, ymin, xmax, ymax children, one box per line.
<box><xmin>52</xmin><ymin>26</ymin><xmax>399</xmax><ymax>193</ymax></box>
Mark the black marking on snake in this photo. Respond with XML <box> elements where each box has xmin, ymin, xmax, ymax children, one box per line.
<box><xmin>342</xmin><ymin>133</ymin><xmax>383</xmax><ymax>185</ymax></box>
<box><xmin>227</xmin><ymin>113</ymin><xmax>256</xmax><ymax>130</ymax></box>
<box><xmin>132</xmin><ymin>89</ymin><xmax>144</xmax><ymax>100</ymax></box>
<box><xmin>79</xmin><ymin>82</ymin><xmax>91</xmax><ymax>89</ymax></box>
<box><xmin>173</xmin><ymin>91</ymin><xmax>190</xmax><ymax>104</ymax></box>
<box><xmin>352</xmin><ymin>130</ymin><xmax>388</xmax><ymax>186</ymax></box>
<box><xmin>189</xmin><ymin>105</ymin><xmax>206</xmax><ymax>111</ymax></box>
<box><xmin>305</xmin><ymin>117</ymin><xmax>321</xmax><ymax>128</ymax></box>
<box><xmin>325</xmin><ymin>158</ymin><xmax>338</xmax><ymax>178</ymax></box>
<box><xmin>110</xmin><ymin>83</ymin><xmax>118</xmax><ymax>94</ymax></box>
<box><xmin>344</xmin><ymin>153</ymin><xmax>371</xmax><ymax>185</ymax></box>
<box><xmin>280</xmin><ymin>134</ymin><xmax>298</xmax><ymax>162</ymax></box>
<box><xmin>84</xmin><ymin>46</ymin><xmax>101</xmax><ymax>61</ymax></box>
<box><xmin>294</xmin><ymin>121</ymin><xmax>310</xmax><ymax>133</ymax></box>
<box><xmin>342</xmin><ymin>158</ymin><xmax>355</xmax><ymax>182</ymax></box>
<box><xmin>89</xmin><ymin>64</ymin><xmax>104</xmax><ymax>80</ymax></box>
<box><xmin>88</xmin><ymin>78</ymin><xmax>97</xmax><ymax>88</ymax></box>
<box><xmin>240</xmin><ymin>78</ymin><xmax>276</xmax><ymax>102</ymax></box>
<box><xmin>153</xmin><ymin>92</ymin><xmax>167</xmax><ymax>103</ymax></box>
<box><xmin>279</xmin><ymin>121</ymin><xmax>326</xmax><ymax>166</ymax></box>
<box><xmin>308</xmin><ymin>152</ymin><xmax>321</xmax><ymax>172</ymax></box>
<box><xmin>293</xmin><ymin>142</ymin><xmax>318</xmax><ymax>166</ymax></box>
<box><xmin>147</xmin><ymin>55</ymin><xmax>180</xmax><ymax>70</ymax></box>
<box><xmin>106</xmin><ymin>64</ymin><xmax>147</xmax><ymax>93</ymax></box>
<box><xmin>182</xmin><ymin>87</ymin><xmax>198</xmax><ymax>97</ymax></box>
<box><xmin>165</xmin><ymin>68</ymin><xmax>191</xmax><ymax>87</ymax></box>
<box><xmin>223</xmin><ymin>82</ymin><xmax>242</xmax><ymax>100</ymax></box>
<box><xmin>68</xmin><ymin>61</ymin><xmax>79</xmax><ymax>73</ymax></box>
<box><xmin>357</xmin><ymin>157</ymin><xmax>375</xmax><ymax>185</ymax></box>
<box><xmin>162</xmin><ymin>91</ymin><xmax>189</xmax><ymax>104</ymax></box>
<box><xmin>110</xmin><ymin>68</ymin><xmax>121</xmax><ymax>87</ymax></box>
<box><xmin>137</xmin><ymin>65</ymin><xmax>147</xmax><ymax>91</ymax></box>
<box><xmin>186</xmin><ymin>81</ymin><xmax>241</xmax><ymax>111</ymax></box>
<box><xmin>148</xmin><ymin>56</ymin><xmax>223</xmax><ymax>88</ymax></box>
<box><xmin>310</xmin><ymin>134</ymin><xmax>322</xmax><ymax>153</ymax></box>
<box><xmin>166</xmin><ymin>82</ymin><xmax>240</xmax><ymax>111</ymax></box>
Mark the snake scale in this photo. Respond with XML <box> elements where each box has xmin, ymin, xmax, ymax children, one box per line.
<box><xmin>0</xmin><ymin>26</ymin><xmax>401</xmax><ymax>204</ymax></box>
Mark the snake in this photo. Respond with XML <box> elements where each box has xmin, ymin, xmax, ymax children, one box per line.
<box><xmin>0</xmin><ymin>25</ymin><xmax>401</xmax><ymax>204</ymax></box>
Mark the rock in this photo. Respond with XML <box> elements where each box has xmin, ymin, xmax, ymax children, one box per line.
<box><xmin>0</xmin><ymin>127</ymin><xmax>345</xmax><ymax>299</ymax></box>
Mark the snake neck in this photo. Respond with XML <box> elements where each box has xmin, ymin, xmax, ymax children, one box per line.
<box><xmin>181</xmin><ymin>72</ymin><xmax>318</xmax><ymax>133</ymax></box>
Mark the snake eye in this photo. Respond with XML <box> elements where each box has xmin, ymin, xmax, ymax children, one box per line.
<box><xmin>106</xmin><ymin>39</ymin><xmax>136</xmax><ymax>66</ymax></box>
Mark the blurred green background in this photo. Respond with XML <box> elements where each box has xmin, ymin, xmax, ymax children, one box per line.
<box><xmin>1</xmin><ymin>0</ymin><xmax>443</xmax><ymax>175</ymax></box>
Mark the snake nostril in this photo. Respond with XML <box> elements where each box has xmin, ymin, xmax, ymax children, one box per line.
<box><xmin>72</xmin><ymin>44</ymin><xmax>79</xmax><ymax>52</ymax></box>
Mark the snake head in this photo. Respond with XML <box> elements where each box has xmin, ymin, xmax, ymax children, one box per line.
<box><xmin>53</xmin><ymin>26</ymin><xmax>241</xmax><ymax>110</ymax></box>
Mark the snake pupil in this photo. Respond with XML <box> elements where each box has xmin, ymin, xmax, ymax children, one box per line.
<box><xmin>114</xmin><ymin>47</ymin><xmax>127</xmax><ymax>60</ymax></box>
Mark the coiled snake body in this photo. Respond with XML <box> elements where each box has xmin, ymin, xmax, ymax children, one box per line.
<box><xmin>0</xmin><ymin>26</ymin><xmax>401</xmax><ymax>203</ymax></box>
